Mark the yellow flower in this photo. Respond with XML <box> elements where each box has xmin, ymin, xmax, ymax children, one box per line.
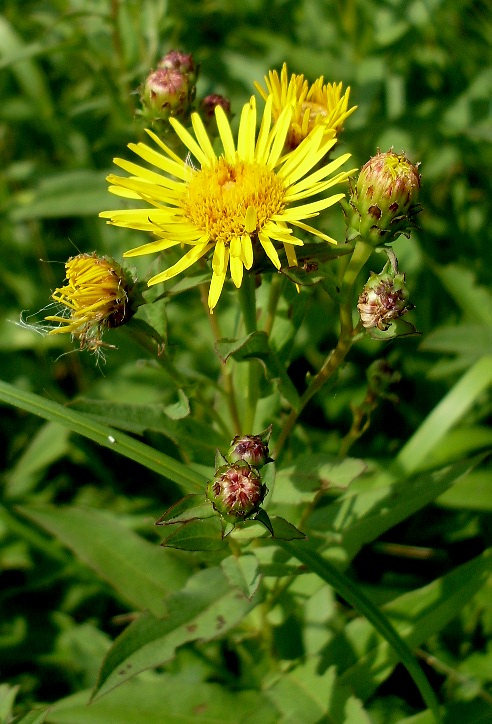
<box><xmin>100</xmin><ymin>95</ymin><xmax>353</xmax><ymax>311</ymax></box>
<box><xmin>45</xmin><ymin>253</ymin><xmax>133</xmax><ymax>351</ymax></box>
<box><xmin>255</xmin><ymin>63</ymin><xmax>357</xmax><ymax>150</ymax></box>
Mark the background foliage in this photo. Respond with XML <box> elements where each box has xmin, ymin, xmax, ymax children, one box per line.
<box><xmin>1</xmin><ymin>0</ymin><xmax>491</xmax><ymax>721</ymax></box>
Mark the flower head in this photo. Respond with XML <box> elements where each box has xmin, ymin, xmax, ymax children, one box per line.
<box><xmin>44</xmin><ymin>253</ymin><xmax>137</xmax><ymax>352</ymax></box>
<box><xmin>357</xmin><ymin>263</ymin><xmax>411</xmax><ymax>332</ymax></box>
<box><xmin>100</xmin><ymin>95</ymin><xmax>353</xmax><ymax>310</ymax></box>
<box><xmin>206</xmin><ymin>461</ymin><xmax>267</xmax><ymax>523</ymax></box>
<box><xmin>349</xmin><ymin>150</ymin><xmax>421</xmax><ymax>245</ymax></box>
<box><xmin>255</xmin><ymin>63</ymin><xmax>356</xmax><ymax>150</ymax></box>
<box><xmin>227</xmin><ymin>431</ymin><xmax>271</xmax><ymax>468</ymax></box>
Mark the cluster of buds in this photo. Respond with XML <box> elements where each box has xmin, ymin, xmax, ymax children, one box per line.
<box><xmin>206</xmin><ymin>428</ymin><xmax>271</xmax><ymax>523</ymax></box>
<box><xmin>140</xmin><ymin>50</ymin><xmax>198</xmax><ymax>124</ymax></box>
<box><xmin>348</xmin><ymin>150</ymin><xmax>421</xmax><ymax>246</ymax></box>
<box><xmin>139</xmin><ymin>49</ymin><xmax>232</xmax><ymax>134</ymax></box>
<box><xmin>357</xmin><ymin>260</ymin><xmax>417</xmax><ymax>339</ymax></box>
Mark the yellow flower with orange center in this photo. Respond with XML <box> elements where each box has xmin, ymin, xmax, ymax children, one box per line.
<box><xmin>100</xmin><ymin>95</ymin><xmax>354</xmax><ymax>311</ymax></box>
<box><xmin>255</xmin><ymin>63</ymin><xmax>357</xmax><ymax>150</ymax></box>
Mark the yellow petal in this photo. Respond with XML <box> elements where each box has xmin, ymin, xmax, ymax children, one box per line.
<box><xmin>147</xmin><ymin>242</ymin><xmax>214</xmax><ymax>284</ymax></box>
<box><xmin>208</xmin><ymin>270</ymin><xmax>227</xmax><ymax>311</ymax></box>
<box><xmin>258</xmin><ymin>232</ymin><xmax>281</xmax><ymax>269</ymax></box>
<box><xmin>230</xmin><ymin>255</ymin><xmax>244</xmax><ymax>288</ymax></box>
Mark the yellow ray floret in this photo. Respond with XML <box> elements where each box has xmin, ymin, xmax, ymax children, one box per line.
<box><xmin>255</xmin><ymin>63</ymin><xmax>357</xmax><ymax>150</ymax></box>
<box><xmin>100</xmin><ymin>94</ymin><xmax>355</xmax><ymax>311</ymax></box>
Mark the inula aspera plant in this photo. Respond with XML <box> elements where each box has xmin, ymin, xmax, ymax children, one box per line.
<box><xmin>3</xmin><ymin>30</ymin><xmax>491</xmax><ymax>722</ymax></box>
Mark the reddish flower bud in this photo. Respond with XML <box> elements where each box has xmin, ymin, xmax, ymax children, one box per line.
<box><xmin>140</xmin><ymin>67</ymin><xmax>193</xmax><ymax>122</ymax></box>
<box><xmin>158</xmin><ymin>50</ymin><xmax>198</xmax><ymax>85</ymax></box>
<box><xmin>349</xmin><ymin>150</ymin><xmax>421</xmax><ymax>245</ymax></box>
<box><xmin>227</xmin><ymin>433</ymin><xmax>270</xmax><ymax>468</ymax></box>
<box><xmin>206</xmin><ymin>462</ymin><xmax>267</xmax><ymax>523</ymax></box>
<box><xmin>200</xmin><ymin>93</ymin><xmax>231</xmax><ymax>120</ymax></box>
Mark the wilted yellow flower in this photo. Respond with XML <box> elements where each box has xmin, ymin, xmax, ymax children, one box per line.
<box><xmin>45</xmin><ymin>253</ymin><xmax>134</xmax><ymax>351</ymax></box>
<box><xmin>255</xmin><ymin>63</ymin><xmax>356</xmax><ymax>150</ymax></box>
<box><xmin>100</xmin><ymin>95</ymin><xmax>353</xmax><ymax>311</ymax></box>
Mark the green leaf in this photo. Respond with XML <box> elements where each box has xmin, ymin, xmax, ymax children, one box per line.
<box><xmin>421</xmin><ymin>325</ymin><xmax>492</xmax><ymax>358</ymax></box>
<box><xmin>11</xmin><ymin>710</ymin><xmax>49</xmax><ymax>724</ymax></box>
<box><xmin>17</xmin><ymin>505</ymin><xmax>192</xmax><ymax>616</ymax></box>
<box><xmin>4</xmin><ymin>422</ymin><xmax>70</xmax><ymax>499</ymax></box>
<box><xmin>215</xmin><ymin>331</ymin><xmax>270</xmax><ymax>364</ymax></box>
<box><xmin>155</xmin><ymin>494</ymin><xmax>215</xmax><ymax>525</ymax></box>
<box><xmin>0</xmin><ymin>380</ymin><xmax>205</xmax><ymax>493</ymax></box>
<box><xmin>49</xmin><ymin>676</ymin><xmax>277</xmax><ymax>724</ymax></box>
<box><xmin>159</xmin><ymin>516</ymin><xmax>227</xmax><ymax>551</ymax></box>
<box><xmin>265</xmin><ymin>661</ymin><xmax>371</xmax><ymax>724</ymax></box>
<box><xmin>92</xmin><ymin>566</ymin><xmax>262</xmax><ymax>700</ymax></box>
<box><xmin>432</xmin><ymin>263</ymin><xmax>492</xmax><ymax>326</ymax></box>
<box><xmin>270</xmin><ymin>516</ymin><xmax>307</xmax><ymax>540</ymax></box>
<box><xmin>275</xmin><ymin>455</ymin><xmax>367</xmax><ymax>504</ymax></box>
<box><xmin>221</xmin><ymin>553</ymin><xmax>261</xmax><ymax>600</ymax></box>
<box><xmin>395</xmin><ymin>357</ymin><xmax>492</xmax><ymax>474</ymax></box>
<box><xmin>69</xmin><ymin>399</ymin><xmax>222</xmax><ymax>458</ymax></box>
<box><xmin>276</xmin><ymin>538</ymin><xmax>442</xmax><ymax>721</ymax></box>
<box><xmin>309</xmin><ymin>455</ymin><xmax>487</xmax><ymax>565</ymax></box>
<box><xmin>11</xmin><ymin>170</ymin><xmax>113</xmax><ymax>220</ymax></box>
<box><xmin>215</xmin><ymin>332</ymin><xmax>301</xmax><ymax>410</ymax></box>
<box><xmin>334</xmin><ymin>549</ymin><xmax>492</xmax><ymax>701</ymax></box>
<box><xmin>0</xmin><ymin>684</ymin><xmax>19</xmax><ymax>722</ymax></box>
<box><xmin>162</xmin><ymin>389</ymin><xmax>190</xmax><ymax>420</ymax></box>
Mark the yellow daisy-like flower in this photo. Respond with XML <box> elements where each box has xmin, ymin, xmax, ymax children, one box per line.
<box><xmin>100</xmin><ymin>95</ymin><xmax>353</xmax><ymax>311</ymax></box>
<box><xmin>255</xmin><ymin>63</ymin><xmax>357</xmax><ymax>150</ymax></box>
<box><xmin>45</xmin><ymin>253</ymin><xmax>133</xmax><ymax>351</ymax></box>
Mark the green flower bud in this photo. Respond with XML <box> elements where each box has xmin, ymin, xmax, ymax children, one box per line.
<box><xmin>158</xmin><ymin>50</ymin><xmax>198</xmax><ymax>86</ymax></box>
<box><xmin>206</xmin><ymin>461</ymin><xmax>267</xmax><ymax>523</ymax></box>
<box><xmin>227</xmin><ymin>433</ymin><xmax>270</xmax><ymax>468</ymax></box>
<box><xmin>357</xmin><ymin>264</ymin><xmax>411</xmax><ymax>332</ymax></box>
<box><xmin>348</xmin><ymin>150</ymin><xmax>421</xmax><ymax>245</ymax></box>
<box><xmin>140</xmin><ymin>67</ymin><xmax>193</xmax><ymax>123</ymax></box>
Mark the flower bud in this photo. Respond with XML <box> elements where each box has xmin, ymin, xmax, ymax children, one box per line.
<box><xmin>348</xmin><ymin>150</ymin><xmax>421</xmax><ymax>245</ymax></box>
<box><xmin>158</xmin><ymin>50</ymin><xmax>198</xmax><ymax>86</ymax></box>
<box><xmin>206</xmin><ymin>461</ymin><xmax>267</xmax><ymax>523</ymax></box>
<box><xmin>357</xmin><ymin>264</ymin><xmax>411</xmax><ymax>332</ymax></box>
<box><xmin>199</xmin><ymin>93</ymin><xmax>232</xmax><ymax>129</ymax></box>
<box><xmin>227</xmin><ymin>433</ymin><xmax>270</xmax><ymax>469</ymax></box>
<box><xmin>45</xmin><ymin>253</ymin><xmax>139</xmax><ymax>353</ymax></box>
<box><xmin>140</xmin><ymin>62</ymin><xmax>195</xmax><ymax>123</ymax></box>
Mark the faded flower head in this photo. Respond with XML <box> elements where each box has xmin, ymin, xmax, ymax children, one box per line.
<box><xmin>100</xmin><ymin>95</ymin><xmax>354</xmax><ymax>311</ymax></box>
<box><xmin>255</xmin><ymin>63</ymin><xmax>357</xmax><ymax>150</ymax></box>
<box><xmin>357</xmin><ymin>265</ymin><xmax>411</xmax><ymax>332</ymax></box>
<box><xmin>206</xmin><ymin>461</ymin><xmax>267</xmax><ymax>523</ymax></box>
<box><xmin>349</xmin><ymin>150</ymin><xmax>421</xmax><ymax>245</ymax></box>
<box><xmin>44</xmin><ymin>253</ymin><xmax>137</xmax><ymax>352</ymax></box>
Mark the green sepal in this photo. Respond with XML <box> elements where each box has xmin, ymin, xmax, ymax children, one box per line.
<box><xmin>155</xmin><ymin>494</ymin><xmax>215</xmax><ymax>526</ymax></box>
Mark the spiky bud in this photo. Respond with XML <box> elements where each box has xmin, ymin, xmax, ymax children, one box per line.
<box><xmin>158</xmin><ymin>50</ymin><xmax>198</xmax><ymax>86</ymax></box>
<box><xmin>357</xmin><ymin>264</ymin><xmax>411</xmax><ymax>332</ymax></box>
<box><xmin>227</xmin><ymin>433</ymin><xmax>270</xmax><ymax>469</ymax></box>
<box><xmin>206</xmin><ymin>461</ymin><xmax>267</xmax><ymax>523</ymax></box>
<box><xmin>348</xmin><ymin>150</ymin><xmax>421</xmax><ymax>245</ymax></box>
<box><xmin>140</xmin><ymin>67</ymin><xmax>193</xmax><ymax>123</ymax></box>
<box><xmin>200</xmin><ymin>93</ymin><xmax>231</xmax><ymax>120</ymax></box>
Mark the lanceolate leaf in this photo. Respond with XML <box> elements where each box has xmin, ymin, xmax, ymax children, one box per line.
<box><xmin>18</xmin><ymin>505</ymin><xmax>193</xmax><ymax>617</ymax></box>
<box><xmin>276</xmin><ymin>538</ymin><xmax>442</xmax><ymax>722</ymax></box>
<box><xmin>92</xmin><ymin>566</ymin><xmax>262</xmax><ymax>700</ymax></box>
<box><xmin>0</xmin><ymin>379</ymin><xmax>205</xmax><ymax>493</ymax></box>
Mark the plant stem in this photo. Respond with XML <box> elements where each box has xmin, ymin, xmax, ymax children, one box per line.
<box><xmin>200</xmin><ymin>284</ymin><xmax>242</xmax><ymax>435</ymax></box>
<box><xmin>238</xmin><ymin>273</ymin><xmax>260</xmax><ymax>434</ymax></box>
<box><xmin>274</xmin><ymin>240</ymin><xmax>373</xmax><ymax>459</ymax></box>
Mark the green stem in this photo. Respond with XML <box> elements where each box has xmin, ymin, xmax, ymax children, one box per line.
<box><xmin>238</xmin><ymin>274</ymin><xmax>261</xmax><ymax>434</ymax></box>
<box><xmin>200</xmin><ymin>284</ymin><xmax>241</xmax><ymax>435</ymax></box>
<box><xmin>274</xmin><ymin>240</ymin><xmax>373</xmax><ymax>459</ymax></box>
<box><xmin>263</xmin><ymin>273</ymin><xmax>285</xmax><ymax>337</ymax></box>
